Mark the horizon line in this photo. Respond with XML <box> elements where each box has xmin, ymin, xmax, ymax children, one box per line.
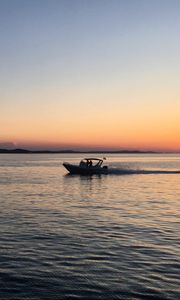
<box><xmin>0</xmin><ymin>148</ymin><xmax>180</xmax><ymax>154</ymax></box>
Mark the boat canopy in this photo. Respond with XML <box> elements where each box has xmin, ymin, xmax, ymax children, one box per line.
<box><xmin>84</xmin><ymin>158</ymin><xmax>103</xmax><ymax>162</ymax></box>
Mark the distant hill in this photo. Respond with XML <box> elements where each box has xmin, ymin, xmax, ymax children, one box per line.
<box><xmin>0</xmin><ymin>148</ymin><xmax>76</xmax><ymax>154</ymax></box>
<box><xmin>0</xmin><ymin>148</ymin><xmax>162</xmax><ymax>154</ymax></box>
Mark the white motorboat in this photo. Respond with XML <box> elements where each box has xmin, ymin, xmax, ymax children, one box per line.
<box><xmin>63</xmin><ymin>158</ymin><xmax>108</xmax><ymax>175</ymax></box>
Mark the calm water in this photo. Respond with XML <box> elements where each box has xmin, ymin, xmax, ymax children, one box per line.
<box><xmin>0</xmin><ymin>154</ymin><xmax>179</xmax><ymax>300</ymax></box>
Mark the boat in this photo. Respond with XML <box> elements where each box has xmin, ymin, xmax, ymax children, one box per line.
<box><xmin>63</xmin><ymin>158</ymin><xmax>108</xmax><ymax>175</ymax></box>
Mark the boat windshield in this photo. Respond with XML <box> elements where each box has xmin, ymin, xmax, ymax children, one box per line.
<box><xmin>79</xmin><ymin>158</ymin><xmax>103</xmax><ymax>167</ymax></box>
<box><xmin>79</xmin><ymin>160</ymin><xmax>86</xmax><ymax>166</ymax></box>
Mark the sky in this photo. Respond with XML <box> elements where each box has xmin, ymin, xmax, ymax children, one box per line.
<box><xmin>1</xmin><ymin>0</ymin><xmax>180</xmax><ymax>151</ymax></box>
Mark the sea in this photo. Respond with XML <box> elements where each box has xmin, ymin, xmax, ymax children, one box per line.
<box><xmin>0</xmin><ymin>153</ymin><xmax>179</xmax><ymax>300</ymax></box>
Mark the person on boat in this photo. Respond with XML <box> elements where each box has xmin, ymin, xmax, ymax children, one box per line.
<box><xmin>86</xmin><ymin>160</ymin><xmax>92</xmax><ymax>167</ymax></box>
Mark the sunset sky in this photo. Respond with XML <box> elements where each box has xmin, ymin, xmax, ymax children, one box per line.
<box><xmin>1</xmin><ymin>0</ymin><xmax>180</xmax><ymax>151</ymax></box>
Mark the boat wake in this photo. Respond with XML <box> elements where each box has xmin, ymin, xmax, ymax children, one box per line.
<box><xmin>108</xmin><ymin>168</ymin><xmax>180</xmax><ymax>175</ymax></box>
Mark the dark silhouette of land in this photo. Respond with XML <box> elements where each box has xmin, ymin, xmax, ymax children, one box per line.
<box><xmin>0</xmin><ymin>148</ymin><xmax>175</xmax><ymax>154</ymax></box>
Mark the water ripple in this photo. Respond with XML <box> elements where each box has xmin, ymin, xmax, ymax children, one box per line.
<box><xmin>0</xmin><ymin>154</ymin><xmax>179</xmax><ymax>299</ymax></box>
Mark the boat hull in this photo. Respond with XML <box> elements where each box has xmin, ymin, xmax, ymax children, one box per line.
<box><xmin>63</xmin><ymin>163</ymin><xmax>108</xmax><ymax>175</ymax></box>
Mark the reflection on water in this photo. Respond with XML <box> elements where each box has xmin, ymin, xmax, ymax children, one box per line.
<box><xmin>0</xmin><ymin>154</ymin><xmax>179</xmax><ymax>299</ymax></box>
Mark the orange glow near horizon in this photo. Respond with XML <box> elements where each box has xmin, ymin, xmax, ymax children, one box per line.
<box><xmin>2</xmin><ymin>92</ymin><xmax>180</xmax><ymax>151</ymax></box>
<box><xmin>3</xmin><ymin>114</ymin><xmax>180</xmax><ymax>151</ymax></box>
<box><xmin>1</xmin><ymin>102</ymin><xmax>180</xmax><ymax>151</ymax></box>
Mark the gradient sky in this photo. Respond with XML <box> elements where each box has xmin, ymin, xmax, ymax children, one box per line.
<box><xmin>1</xmin><ymin>0</ymin><xmax>180</xmax><ymax>151</ymax></box>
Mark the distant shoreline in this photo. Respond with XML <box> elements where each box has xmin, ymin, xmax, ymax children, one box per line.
<box><xmin>0</xmin><ymin>148</ymin><xmax>179</xmax><ymax>154</ymax></box>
